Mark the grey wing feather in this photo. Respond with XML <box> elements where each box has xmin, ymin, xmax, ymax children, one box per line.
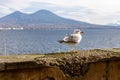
<box><xmin>63</xmin><ymin>34</ymin><xmax>79</xmax><ymax>42</ymax></box>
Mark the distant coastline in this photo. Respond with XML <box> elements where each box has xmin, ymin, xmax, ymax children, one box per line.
<box><xmin>0</xmin><ymin>27</ymin><xmax>24</xmax><ymax>31</ymax></box>
<box><xmin>0</xmin><ymin>10</ymin><xmax>119</xmax><ymax>29</ymax></box>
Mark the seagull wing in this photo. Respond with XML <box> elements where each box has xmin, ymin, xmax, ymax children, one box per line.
<box><xmin>63</xmin><ymin>34</ymin><xmax>79</xmax><ymax>43</ymax></box>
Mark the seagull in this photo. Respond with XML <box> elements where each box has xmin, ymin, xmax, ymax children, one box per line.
<box><xmin>58</xmin><ymin>29</ymin><xmax>84</xmax><ymax>51</ymax></box>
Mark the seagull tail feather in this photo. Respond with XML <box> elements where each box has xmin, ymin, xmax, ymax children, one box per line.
<box><xmin>58</xmin><ymin>40</ymin><xmax>64</xmax><ymax>43</ymax></box>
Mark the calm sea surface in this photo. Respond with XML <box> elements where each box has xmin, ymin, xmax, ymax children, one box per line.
<box><xmin>0</xmin><ymin>29</ymin><xmax>120</xmax><ymax>54</ymax></box>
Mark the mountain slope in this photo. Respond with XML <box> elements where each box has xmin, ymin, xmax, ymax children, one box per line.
<box><xmin>0</xmin><ymin>11</ymin><xmax>28</xmax><ymax>24</ymax></box>
<box><xmin>0</xmin><ymin>9</ymin><xmax>104</xmax><ymax>29</ymax></box>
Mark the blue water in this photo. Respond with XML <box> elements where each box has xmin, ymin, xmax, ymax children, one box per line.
<box><xmin>0</xmin><ymin>29</ymin><xmax>120</xmax><ymax>54</ymax></box>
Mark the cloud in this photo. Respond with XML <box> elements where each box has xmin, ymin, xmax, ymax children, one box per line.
<box><xmin>0</xmin><ymin>0</ymin><xmax>30</xmax><ymax>10</ymax></box>
<box><xmin>0</xmin><ymin>0</ymin><xmax>31</xmax><ymax>17</ymax></box>
<box><xmin>0</xmin><ymin>5</ymin><xmax>11</xmax><ymax>14</ymax></box>
<box><xmin>0</xmin><ymin>0</ymin><xmax>120</xmax><ymax>24</ymax></box>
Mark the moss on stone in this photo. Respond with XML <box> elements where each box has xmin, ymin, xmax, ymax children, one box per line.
<box><xmin>0</xmin><ymin>48</ymin><xmax>120</xmax><ymax>80</ymax></box>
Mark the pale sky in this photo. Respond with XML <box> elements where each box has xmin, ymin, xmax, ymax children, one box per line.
<box><xmin>0</xmin><ymin>0</ymin><xmax>120</xmax><ymax>25</ymax></box>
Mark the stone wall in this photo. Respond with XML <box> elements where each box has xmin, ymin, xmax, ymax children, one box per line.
<box><xmin>0</xmin><ymin>66</ymin><xmax>66</xmax><ymax>80</ymax></box>
<box><xmin>71</xmin><ymin>60</ymin><xmax>120</xmax><ymax>80</ymax></box>
<box><xmin>0</xmin><ymin>49</ymin><xmax>120</xmax><ymax>80</ymax></box>
<box><xmin>0</xmin><ymin>57</ymin><xmax>119</xmax><ymax>80</ymax></box>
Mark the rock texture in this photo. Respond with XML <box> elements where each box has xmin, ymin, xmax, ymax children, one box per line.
<box><xmin>0</xmin><ymin>49</ymin><xmax>120</xmax><ymax>80</ymax></box>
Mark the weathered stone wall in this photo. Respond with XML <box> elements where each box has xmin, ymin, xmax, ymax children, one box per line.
<box><xmin>0</xmin><ymin>66</ymin><xmax>66</xmax><ymax>80</ymax></box>
<box><xmin>0</xmin><ymin>58</ymin><xmax>119</xmax><ymax>80</ymax></box>
<box><xmin>71</xmin><ymin>60</ymin><xmax>120</xmax><ymax>80</ymax></box>
<box><xmin>0</xmin><ymin>49</ymin><xmax>120</xmax><ymax>80</ymax></box>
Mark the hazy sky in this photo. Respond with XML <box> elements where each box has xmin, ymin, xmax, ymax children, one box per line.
<box><xmin>0</xmin><ymin>0</ymin><xmax>120</xmax><ymax>25</ymax></box>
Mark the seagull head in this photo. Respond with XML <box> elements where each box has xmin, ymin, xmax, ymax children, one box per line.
<box><xmin>73</xmin><ymin>29</ymin><xmax>84</xmax><ymax>34</ymax></box>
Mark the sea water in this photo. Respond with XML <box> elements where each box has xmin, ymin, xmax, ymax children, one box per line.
<box><xmin>0</xmin><ymin>28</ymin><xmax>120</xmax><ymax>54</ymax></box>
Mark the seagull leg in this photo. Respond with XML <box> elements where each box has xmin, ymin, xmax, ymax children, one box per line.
<box><xmin>69</xmin><ymin>44</ymin><xmax>74</xmax><ymax>51</ymax></box>
<box><xmin>75</xmin><ymin>44</ymin><xmax>79</xmax><ymax>50</ymax></box>
<box><xmin>70</xmin><ymin>44</ymin><xmax>78</xmax><ymax>52</ymax></box>
<box><xmin>69</xmin><ymin>45</ymin><xmax>72</xmax><ymax>51</ymax></box>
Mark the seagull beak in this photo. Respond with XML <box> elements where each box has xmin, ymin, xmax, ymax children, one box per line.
<box><xmin>80</xmin><ymin>31</ymin><xmax>84</xmax><ymax>34</ymax></box>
